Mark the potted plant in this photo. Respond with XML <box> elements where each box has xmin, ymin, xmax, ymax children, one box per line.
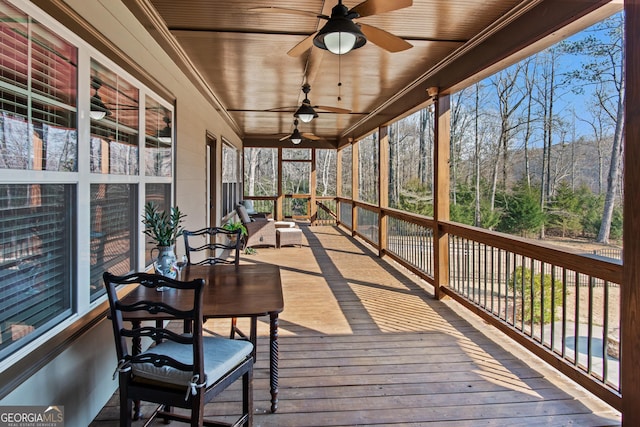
<box><xmin>223</xmin><ymin>219</ymin><xmax>247</xmax><ymax>242</ymax></box>
<box><xmin>142</xmin><ymin>201</ymin><xmax>186</xmax><ymax>278</ymax></box>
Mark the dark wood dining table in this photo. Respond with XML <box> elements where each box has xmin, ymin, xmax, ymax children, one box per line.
<box><xmin>119</xmin><ymin>263</ymin><xmax>284</xmax><ymax>414</ymax></box>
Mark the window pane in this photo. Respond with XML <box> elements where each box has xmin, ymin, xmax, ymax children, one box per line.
<box><xmin>283</xmin><ymin>148</ymin><xmax>310</xmax><ymax>160</ymax></box>
<box><xmin>316</xmin><ymin>149</ymin><xmax>336</xmax><ymax>196</ymax></box>
<box><xmin>90</xmin><ymin>60</ymin><xmax>139</xmax><ymax>175</ymax></box>
<box><xmin>145</xmin><ymin>183</ymin><xmax>171</xmax><ymax>265</ymax></box>
<box><xmin>244</xmin><ymin>147</ymin><xmax>277</xmax><ymax>196</ymax></box>
<box><xmin>32</xmin><ymin>100</ymin><xmax>77</xmax><ymax>172</ymax></box>
<box><xmin>222</xmin><ymin>143</ymin><xmax>239</xmax><ymax>216</ymax></box>
<box><xmin>145</xmin><ymin>97</ymin><xmax>172</xmax><ymax>177</ymax></box>
<box><xmin>282</xmin><ymin>162</ymin><xmax>310</xmax><ymax>194</ymax></box>
<box><xmin>341</xmin><ymin>146</ymin><xmax>352</xmax><ymax>198</ymax></box>
<box><xmin>90</xmin><ymin>184</ymin><xmax>136</xmax><ymax>300</ymax></box>
<box><xmin>388</xmin><ymin>110</ymin><xmax>433</xmax><ymax>215</ymax></box>
<box><xmin>0</xmin><ymin>12</ymin><xmax>78</xmax><ymax>172</ymax></box>
<box><xmin>0</xmin><ymin>184</ymin><xmax>73</xmax><ymax>359</ymax></box>
<box><xmin>0</xmin><ymin>2</ymin><xmax>28</xmax><ymax>90</ymax></box>
<box><xmin>30</xmin><ymin>19</ymin><xmax>77</xmax><ymax>106</ymax></box>
<box><xmin>358</xmin><ymin>135</ymin><xmax>378</xmax><ymax>205</ymax></box>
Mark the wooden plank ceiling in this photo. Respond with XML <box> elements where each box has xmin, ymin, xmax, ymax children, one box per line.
<box><xmin>138</xmin><ymin>0</ymin><xmax>614</xmax><ymax>148</ymax></box>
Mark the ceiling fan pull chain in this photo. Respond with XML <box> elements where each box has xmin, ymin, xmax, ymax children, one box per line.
<box><xmin>338</xmin><ymin>54</ymin><xmax>342</xmax><ymax>102</ymax></box>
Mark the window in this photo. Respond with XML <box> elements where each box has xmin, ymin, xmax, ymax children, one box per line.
<box><xmin>89</xmin><ymin>184</ymin><xmax>136</xmax><ymax>300</ymax></box>
<box><xmin>358</xmin><ymin>134</ymin><xmax>378</xmax><ymax>205</ymax></box>
<box><xmin>144</xmin><ymin>97</ymin><xmax>172</xmax><ymax>177</ymax></box>
<box><xmin>144</xmin><ymin>183</ymin><xmax>172</xmax><ymax>264</ymax></box>
<box><xmin>316</xmin><ymin>149</ymin><xmax>336</xmax><ymax>197</ymax></box>
<box><xmin>340</xmin><ymin>145</ymin><xmax>352</xmax><ymax>198</ymax></box>
<box><xmin>0</xmin><ymin>2</ymin><xmax>78</xmax><ymax>172</ymax></box>
<box><xmin>0</xmin><ymin>184</ymin><xmax>74</xmax><ymax>359</ymax></box>
<box><xmin>0</xmin><ymin>0</ymin><xmax>174</xmax><ymax>364</ymax></box>
<box><xmin>90</xmin><ymin>59</ymin><xmax>139</xmax><ymax>175</ymax></box>
<box><xmin>222</xmin><ymin>142</ymin><xmax>240</xmax><ymax>217</ymax></box>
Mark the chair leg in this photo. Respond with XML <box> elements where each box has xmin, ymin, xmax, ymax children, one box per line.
<box><xmin>230</xmin><ymin>317</ymin><xmax>238</xmax><ymax>339</ymax></box>
<box><xmin>243</xmin><ymin>363</ymin><xmax>254</xmax><ymax>427</ymax></box>
<box><xmin>119</xmin><ymin>381</ymin><xmax>132</xmax><ymax>427</ymax></box>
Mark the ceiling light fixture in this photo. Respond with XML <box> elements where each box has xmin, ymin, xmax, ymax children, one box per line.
<box><xmin>157</xmin><ymin>116</ymin><xmax>172</xmax><ymax>143</ymax></box>
<box><xmin>313</xmin><ymin>0</ymin><xmax>366</xmax><ymax>55</ymax></box>
<box><xmin>90</xmin><ymin>76</ymin><xmax>112</xmax><ymax>120</ymax></box>
<box><xmin>290</xmin><ymin>119</ymin><xmax>303</xmax><ymax>145</ymax></box>
<box><xmin>294</xmin><ymin>84</ymin><xmax>319</xmax><ymax>123</ymax></box>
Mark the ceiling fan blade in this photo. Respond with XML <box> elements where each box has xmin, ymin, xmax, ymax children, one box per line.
<box><xmin>288</xmin><ymin>33</ymin><xmax>317</xmax><ymax>57</ymax></box>
<box><xmin>350</xmin><ymin>0</ymin><xmax>412</xmax><ymax>18</ymax></box>
<box><xmin>249</xmin><ymin>7</ymin><xmax>327</xmax><ymax>19</ymax></box>
<box><xmin>267</xmin><ymin>106</ymin><xmax>297</xmax><ymax>112</ymax></box>
<box><xmin>359</xmin><ymin>23</ymin><xmax>412</xmax><ymax>52</ymax></box>
<box><xmin>279</xmin><ymin>133</ymin><xmax>293</xmax><ymax>142</ymax></box>
<box><xmin>302</xmin><ymin>133</ymin><xmax>320</xmax><ymax>141</ymax></box>
<box><xmin>316</xmin><ymin>105</ymin><xmax>351</xmax><ymax>114</ymax></box>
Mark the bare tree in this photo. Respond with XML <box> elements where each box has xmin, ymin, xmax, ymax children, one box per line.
<box><xmin>563</xmin><ymin>14</ymin><xmax>624</xmax><ymax>243</ymax></box>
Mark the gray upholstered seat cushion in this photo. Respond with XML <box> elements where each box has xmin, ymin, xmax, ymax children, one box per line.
<box><xmin>132</xmin><ymin>336</ymin><xmax>253</xmax><ymax>388</ymax></box>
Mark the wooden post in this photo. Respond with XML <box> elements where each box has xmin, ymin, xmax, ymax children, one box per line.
<box><xmin>336</xmin><ymin>147</ymin><xmax>343</xmax><ymax>224</ymax></box>
<box><xmin>378</xmin><ymin>125</ymin><xmax>389</xmax><ymax>257</ymax></box>
<box><xmin>622</xmin><ymin>1</ymin><xmax>640</xmax><ymax>424</ymax></box>
<box><xmin>433</xmin><ymin>92</ymin><xmax>450</xmax><ymax>300</ymax></box>
<box><xmin>310</xmin><ymin>148</ymin><xmax>317</xmax><ymax>224</ymax></box>
<box><xmin>351</xmin><ymin>141</ymin><xmax>359</xmax><ymax>235</ymax></box>
<box><xmin>276</xmin><ymin>148</ymin><xmax>283</xmax><ymax>221</ymax></box>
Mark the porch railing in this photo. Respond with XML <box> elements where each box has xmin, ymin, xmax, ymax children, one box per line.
<box><xmin>325</xmin><ymin>198</ymin><xmax>622</xmax><ymax>410</ymax></box>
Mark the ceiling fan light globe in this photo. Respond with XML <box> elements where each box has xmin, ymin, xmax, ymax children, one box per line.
<box><xmin>294</xmin><ymin>103</ymin><xmax>318</xmax><ymax>123</ymax></box>
<box><xmin>314</xmin><ymin>17</ymin><xmax>366</xmax><ymax>55</ymax></box>
<box><xmin>89</xmin><ymin>110</ymin><xmax>106</xmax><ymax>120</ymax></box>
<box><xmin>90</xmin><ymin>93</ymin><xmax>112</xmax><ymax>120</ymax></box>
<box><xmin>325</xmin><ymin>32</ymin><xmax>356</xmax><ymax>54</ymax></box>
<box><xmin>290</xmin><ymin>128</ymin><xmax>303</xmax><ymax>144</ymax></box>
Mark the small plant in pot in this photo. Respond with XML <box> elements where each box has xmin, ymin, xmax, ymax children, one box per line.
<box><xmin>222</xmin><ymin>219</ymin><xmax>247</xmax><ymax>241</ymax></box>
<box><xmin>142</xmin><ymin>201</ymin><xmax>186</xmax><ymax>279</ymax></box>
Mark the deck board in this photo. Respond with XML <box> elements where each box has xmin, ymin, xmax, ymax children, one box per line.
<box><xmin>91</xmin><ymin>224</ymin><xmax>620</xmax><ymax>426</ymax></box>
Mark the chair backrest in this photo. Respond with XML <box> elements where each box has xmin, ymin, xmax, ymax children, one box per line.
<box><xmin>183</xmin><ymin>227</ymin><xmax>241</xmax><ymax>266</ymax></box>
<box><xmin>104</xmin><ymin>272</ymin><xmax>207</xmax><ymax>386</ymax></box>
<box><xmin>235</xmin><ymin>204</ymin><xmax>252</xmax><ymax>225</ymax></box>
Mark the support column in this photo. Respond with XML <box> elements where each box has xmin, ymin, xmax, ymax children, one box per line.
<box><xmin>378</xmin><ymin>126</ymin><xmax>389</xmax><ymax>257</ymax></box>
<box><xmin>351</xmin><ymin>141</ymin><xmax>359</xmax><ymax>235</ymax></box>
<box><xmin>336</xmin><ymin>147</ymin><xmax>343</xmax><ymax>224</ymax></box>
<box><xmin>432</xmin><ymin>91</ymin><xmax>450</xmax><ymax>300</ymax></box>
<box><xmin>276</xmin><ymin>148</ymin><xmax>283</xmax><ymax>220</ymax></box>
<box><xmin>310</xmin><ymin>149</ymin><xmax>317</xmax><ymax>224</ymax></box>
<box><xmin>622</xmin><ymin>1</ymin><xmax>640</xmax><ymax>424</ymax></box>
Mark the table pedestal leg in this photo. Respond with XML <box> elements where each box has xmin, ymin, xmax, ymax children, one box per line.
<box><xmin>269</xmin><ymin>313</ymin><xmax>279</xmax><ymax>413</ymax></box>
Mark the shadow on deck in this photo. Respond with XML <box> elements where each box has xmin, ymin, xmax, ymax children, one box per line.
<box><xmin>92</xmin><ymin>224</ymin><xmax>621</xmax><ymax>426</ymax></box>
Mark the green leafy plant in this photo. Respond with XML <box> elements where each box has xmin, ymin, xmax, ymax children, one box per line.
<box><xmin>222</xmin><ymin>219</ymin><xmax>247</xmax><ymax>237</ymax></box>
<box><xmin>508</xmin><ymin>267</ymin><xmax>562</xmax><ymax>324</ymax></box>
<box><xmin>142</xmin><ymin>202</ymin><xmax>186</xmax><ymax>246</ymax></box>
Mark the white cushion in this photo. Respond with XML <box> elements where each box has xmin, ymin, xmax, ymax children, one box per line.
<box><xmin>274</xmin><ymin>221</ymin><xmax>296</xmax><ymax>228</ymax></box>
<box><xmin>241</xmin><ymin>200</ymin><xmax>256</xmax><ymax>213</ymax></box>
<box><xmin>132</xmin><ymin>336</ymin><xmax>253</xmax><ymax>388</ymax></box>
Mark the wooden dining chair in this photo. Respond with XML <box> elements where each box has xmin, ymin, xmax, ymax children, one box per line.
<box><xmin>104</xmin><ymin>272</ymin><xmax>253</xmax><ymax>427</ymax></box>
<box><xmin>182</xmin><ymin>227</ymin><xmax>253</xmax><ymax>346</ymax></box>
<box><xmin>182</xmin><ymin>226</ymin><xmax>242</xmax><ymax>266</ymax></box>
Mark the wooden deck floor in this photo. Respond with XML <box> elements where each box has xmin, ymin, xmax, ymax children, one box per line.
<box><xmin>91</xmin><ymin>224</ymin><xmax>621</xmax><ymax>426</ymax></box>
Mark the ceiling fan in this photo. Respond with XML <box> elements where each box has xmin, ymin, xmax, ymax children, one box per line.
<box><xmin>270</xmin><ymin>83</ymin><xmax>351</xmax><ymax>122</ymax></box>
<box><xmin>279</xmin><ymin>119</ymin><xmax>321</xmax><ymax>144</ymax></box>
<box><xmin>252</xmin><ymin>0</ymin><xmax>413</xmax><ymax>56</ymax></box>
